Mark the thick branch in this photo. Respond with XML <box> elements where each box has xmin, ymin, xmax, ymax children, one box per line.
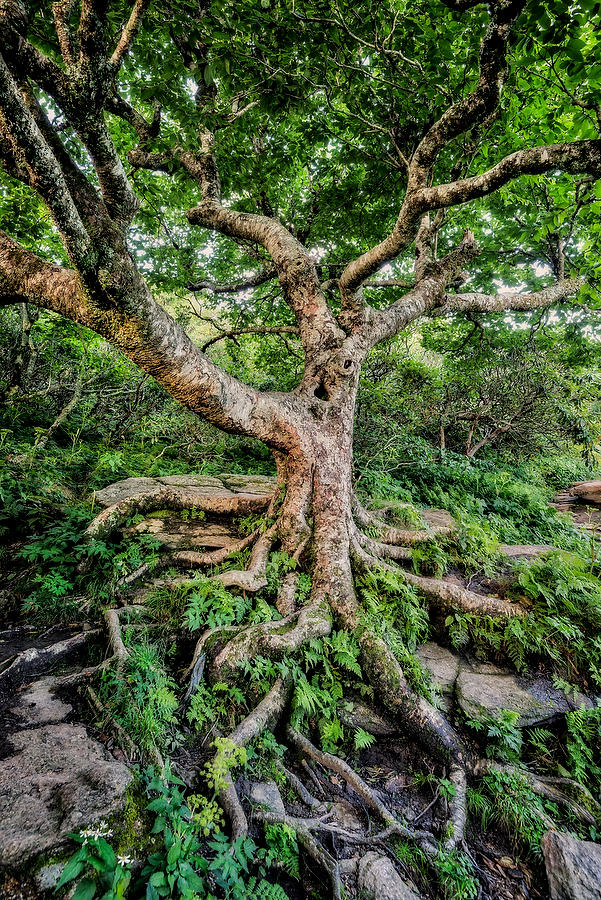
<box><xmin>0</xmin><ymin>53</ymin><xmax>91</xmax><ymax>261</ymax></box>
<box><xmin>0</xmin><ymin>233</ymin><xmax>297</xmax><ymax>449</ymax></box>
<box><xmin>441</xmin><ymin>276</ymin><xmax>584</xmax><ymax>314</ymax></box>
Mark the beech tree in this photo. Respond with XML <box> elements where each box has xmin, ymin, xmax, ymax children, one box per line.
<box><xmin>1</xmin><ymin>0</ymin><xmax>601</xmax><ymax>877</ymax></box>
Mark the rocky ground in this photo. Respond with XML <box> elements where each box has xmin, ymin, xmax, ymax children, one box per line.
<box><xmin>1</xmin><ymin>475</ymin><xmax>601</xmax><ymax>898</ymax></box>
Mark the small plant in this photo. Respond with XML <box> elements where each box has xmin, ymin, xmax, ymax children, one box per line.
<box><xmin>466</xmin><ymin>709</ymin><xmax>523</xmax><ymax>762</ymax></box>
<box><xmin>54</xmin><ymin>821</ymin><xmax>133</xmax><ymax>900</ymax></box>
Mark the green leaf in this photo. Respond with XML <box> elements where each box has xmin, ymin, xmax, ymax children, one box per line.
<box><xmin>72</xmin><ymin>878</ymin><xmax>97</xmax><ymax>900</ymax></box>
<box><xmin>55</xmin><ymin>850</ymin><xmax>87</xmax><ymax>889</ymax></box>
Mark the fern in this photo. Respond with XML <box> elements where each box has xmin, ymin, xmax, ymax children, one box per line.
<box><xmin>354</xmin><ymin>727</ymin><xmax>376</xmax><ymax>750</ymax></box>
<box><xmin>250</xmin><ymin>880</ymin><xmax>291</xmax><ymax>900</ymax></box>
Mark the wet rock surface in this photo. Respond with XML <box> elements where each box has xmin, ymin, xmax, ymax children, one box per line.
<box><xmin>456</xmin><ymin>665</ymin><xmax>590</xmax><ymax>726</ymax></box>
<box><xmin>414</xmin><ymin>643</ymin><xmax>592</xmax><ymax>727</ymax></box>
<box><xmin>0</xmin><ymin>658</ymin><xmax>131</xmax><ymax>870</ymax></box>
<box><xmin>416</xmin><ymin>642</ymin><xmax>460</xmax><ymax>714</ymax></box>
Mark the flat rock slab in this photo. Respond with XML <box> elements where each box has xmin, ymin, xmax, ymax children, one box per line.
<box><xmin>0</xmin><ymin>724</ymin><xmax>131</xmax><ymax>866</ymax></box>
<box><xmin>10</xmin><ymin>677</ymin><xmax>72</xmax><ymax>727</ymax></box>
<box><xmin>93</xmin><ymin>473</ymin><xmax>276</xmax><ymax>508</ymax></box>
<box><xmin>131</xmin><ymin>518</ymin><xmax>239</xmax><ymax>550</ymax></box>
<box><xmin>570</xmin><ymin>480</ymin><xmax>601</xmax><ymax>504</ymax></box>
<box><xmin>499</xmin><ymin>544</ymin><xmax>554</xmax><ymax>558</ymax></box>
<box><xmin>339</xmin><ymin>699</ymin><xmax>398</xmax><ymax>737</ymax></box>
<box><xmin>542</xmin><ymin>830</ymin><xmax>601</xmax><ymax>900</ymax></box>
<box><xmin>456</xmin><ymin>667</ymin><xmax>590</xmax><ymax>727</ymax></box>
<box><xmin>248</xmin><ymin>781</ymin><xmax>286</xmax><ymax>816</ymax></box>
<box><xmin>416</xmin><ymin>642</ymin><xmax>460</xmax><ymax>714</ymax></box>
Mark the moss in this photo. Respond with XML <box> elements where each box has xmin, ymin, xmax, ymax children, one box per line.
<box><xmin>110</xmin><ymin>776</ymin><xmax>156</xmax><ymax>858</ymax></box>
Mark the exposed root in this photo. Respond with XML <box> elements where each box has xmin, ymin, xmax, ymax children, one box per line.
<box><xmin>85</xmin><ymin>487</ymin><xmax>270</xmax><ymax>541</ymax></box>
<box><xmin>276</xmin><ymin>571</ymin><xmax>299</xmax><ymax>616</ymax></box>
<box><xmin>352</xmin><ymin>494</ymin><xmax>455</xmax><ymax>546</ymax></box>
<box><xmin>211</xmin><ymin>599</ymin><xmax>332</xmax><ymax>679</ymax></box>
<box><xmin>86</xmin><ymin>684</ymin><xmax>137</xmax><ymax>761</ymax></box>
<box><xmin>350</xmin><ymin>534</ymin><xmax>524</xmax><ymax>619</ymax></box>
<box><xmin>477</xmin><ymin>761</ymin><xmax>600</xmax><ymax>827</ymax></box>
<box><xmin>216</xmin><ymin>677</ymin><xmax>292</xmax><ymax>839</ymax></box>
<box><xmin>185</xmin><ymin>624</ymin><xmax>247</xmax><ymax>680</ymax></box>
<box><xmin>351</xmin><ymin>524</ymin><xmax>412</xmax><ymax>562</ymax></box>
<box><xmin>253</xmin><ymin>809</ymin><xmax>342</xmax><ymax>900</ymax></box>
<box><xmin>531</xmin><ymin>775</ymin><xmax>601</xmax><ymax>817</ymax></box>
<box><xmin>275</xmin><ymin>760</ymin><xmax>322</xmax><ymax>810</ymax></box>
<box><xmin>403</xmin><ymin>570</ymin><xmax>526</xmax><ymax>619</ymax></box>
<box><xmin>0</xmin><ymin>629</ymin><xmax>100</xmax><ymax>688</ymax></box>
<box><xmin>214</xmin><ymin>524</ymin><xmax>277</xmax><ymax>592</ymax></box>
<box><xmin>56</xmin><ymin>659</ymin><xmax>114</xmax><ymax>687</ymax></box>
<box><xmin>360</xmin><ymin>630</ymin><xmax>470</xmax><ymax>767</ymax></box>
<box><xmin>444</xmin><ymin>764</ymin><xmax>468</xmax><ymax>850</ymax></box>
<box><xmin>286</xmin><ymin>726</ymin><xmax>437</xmax><ymax>854</ymax></box>
<box><xmin>169</xmin><ymin>530</ymin><xmax>260</xmax><ymax>570</ymax></box>
<box><xmin>104</xmin><ymin>608</ymin><xmax>130</xmax><ymax>667</ymax></box>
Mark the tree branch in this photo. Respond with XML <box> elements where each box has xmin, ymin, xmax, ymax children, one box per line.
<box><xmin>110</xmin><ymin>0</ymin><xmax>151</xmax><ymax>70</ymax></box>
<box><xmin>422</xmin><ymin>141</ymin><xmax>601</xmax><ymax>210</ymax></box>
<box><xmin>0</xmin><ymin>53</ymin><xmax>91</xmax><ymax>261</ymax></box>
<box><xmin>0</xmin><ymin>232</ymin><xmax>296</xmax><ymax>450</ymax></box>
<box><xmin>187</xmin><ymin>267</ymin><xmax>277</xmax><ymax>294</ymax></box>
<box><xmin>441</xmin><ymin>276</ymin><xmax>584</xmax><ymax>314</ymax></box>
<box><xmin>201</xmin><ymin>325</ymin><xmax>299</xmax><ymax>353</ymax></box>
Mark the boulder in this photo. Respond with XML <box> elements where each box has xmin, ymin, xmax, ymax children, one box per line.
<box><xmin>0</xmin><ymin>724</ymin><xmax>132</xmax><ymax>866</ymax></box>
<box><xmin>220</xmin><ymin>474</ymin><xmax>277</xmax><ymax>495</ymax></box>
<box><xmin>248</xmin><ymin>781</ymin><xmax>286</xmax><ymax>816</ymax></box>
<box><xmin>570</xmin><ymin>481</ymin><xmax>601</xmax><ymax>504</ymax></box>
<box><xmin>416</xmin><ymin>642</ymin><xmax>460</xmax><ymax>714</ymax></box>
<box><xmin>93</xmin><ymin>476</ymin><xmax>161</xmax><ymax>507</ymax></box>
<box><xmin>131</xmin><ymin>518</ymin><xmax>239</xmax><ymax>550</ymax></box>
<box><xmin>456</xmin><ymin>666</ymin><xmax>590</xmax><ymax>727</ymax></box>
<box><xmin>357</xmin><ymin>852</ymin><xmax>422</xmax><ymax>900</ymax></box>
<box><xmin>339</xmin><ymin>699</ymin><xmax>398</xmax><ymax>737</ymax></box>
<box><xmin>542</xmin><ymin>830</ymin><xmax>601</xmax><ymax>900</ymax></box>
<box><xmin>329</xmin><ymin>800</ymin><xmax>363</xmax><ymax>832</ymax></box>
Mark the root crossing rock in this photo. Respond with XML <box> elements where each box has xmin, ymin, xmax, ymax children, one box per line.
<box><xmin>357</xmin><ymin>852</ymin><xmax>423</xmax><ymax>900</ymax></box>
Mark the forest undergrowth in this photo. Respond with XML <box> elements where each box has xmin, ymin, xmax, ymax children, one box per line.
<box><xmin>2</xmin><ymin>318</ymin><xmax>601</xmax><ymax>900</ymax></box>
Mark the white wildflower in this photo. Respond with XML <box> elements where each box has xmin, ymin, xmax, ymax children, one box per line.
<box><xmin>117</xmin><ymin>854</ymin><xmax>133</xmax><ymax>866</ymax></box>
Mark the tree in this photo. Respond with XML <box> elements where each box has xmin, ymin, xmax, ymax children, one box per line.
<box><xmin>1</xmin><ymin>0</ymin><xmax>600</xmax><ymax>873</ymax></box>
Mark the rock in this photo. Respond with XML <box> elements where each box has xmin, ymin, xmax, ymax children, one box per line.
<box><xmin>542</xmin><ymin>830</ymin><xmax>601</xmax><ymax>900</ymax></box>
<box><xmin>93</xmin><ymin>476</ymin><xmax>161</xmax><ymax>507</ymax></box>
<box><xmin>93</xmin><ymin>473</ymin><xmax>278</xmax><ymax>508</ymax></box>
<box><xmin>358</xmin><ymin>852</ymin><xmax>422</xmax><ymax>900</ymax></box>
<box><xmin>570</xmin><ymin>480</ymin><xmax>601</xmax><ymax>504</ymax></box>
<box><xmin>416</xmin><ymin>642</ymin><xmax>460</xmax><ymax>714</ymax></box>
<box><xmin>132</xmin><ymin>519</ymin><xmax>238</xmax><ymax>550</ymax></box>
<box><xmin>456</xmin><ymin>668</ymin><xmax>590</xmax><ymax>727</ymax></box>
<box><xmin>248</xmin><ymin>781</ymin><xmax>286</xmax><ymax>816</ymax></box>
<box><xmin>499</xmin><ymin>544</ymin><xmax>554</xmax><ymax>558</ymax></box>
<box><xmin>220</xmin><ymin>474</ymin><xmax>277</xmax><ymax>495</ymax></box>
<box><xmin>157</xmin><ymin>474</ymin><xmax>228</xmax><ymax>490</ymax></box>
<box><xmin>339</xmin><ymin>700</ymin><xmax>398</xmax><ymax>737</ymax></box>
<box><xmin>34</xmin><ymin>863</ymin><xmax>65</xmax><ymax>892</ymax></box>
<box><xmin>11</xmin><ymin>677</ymin><xmax>72</xmax><ymax>726</ymax></box>
<box><xmin>0</xmin><ymin>724</ymin><xmax>132</xmax><ymax>866</ymax></box>
<box><xmin>422</xmin><ymin>509</ymin><xmax>455</xmax><ymax>531</ymax></box>
<box><xmin>329</xmin><ymin>800</ymin><xmax>363</xmax><ymax>832</ymax></box>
